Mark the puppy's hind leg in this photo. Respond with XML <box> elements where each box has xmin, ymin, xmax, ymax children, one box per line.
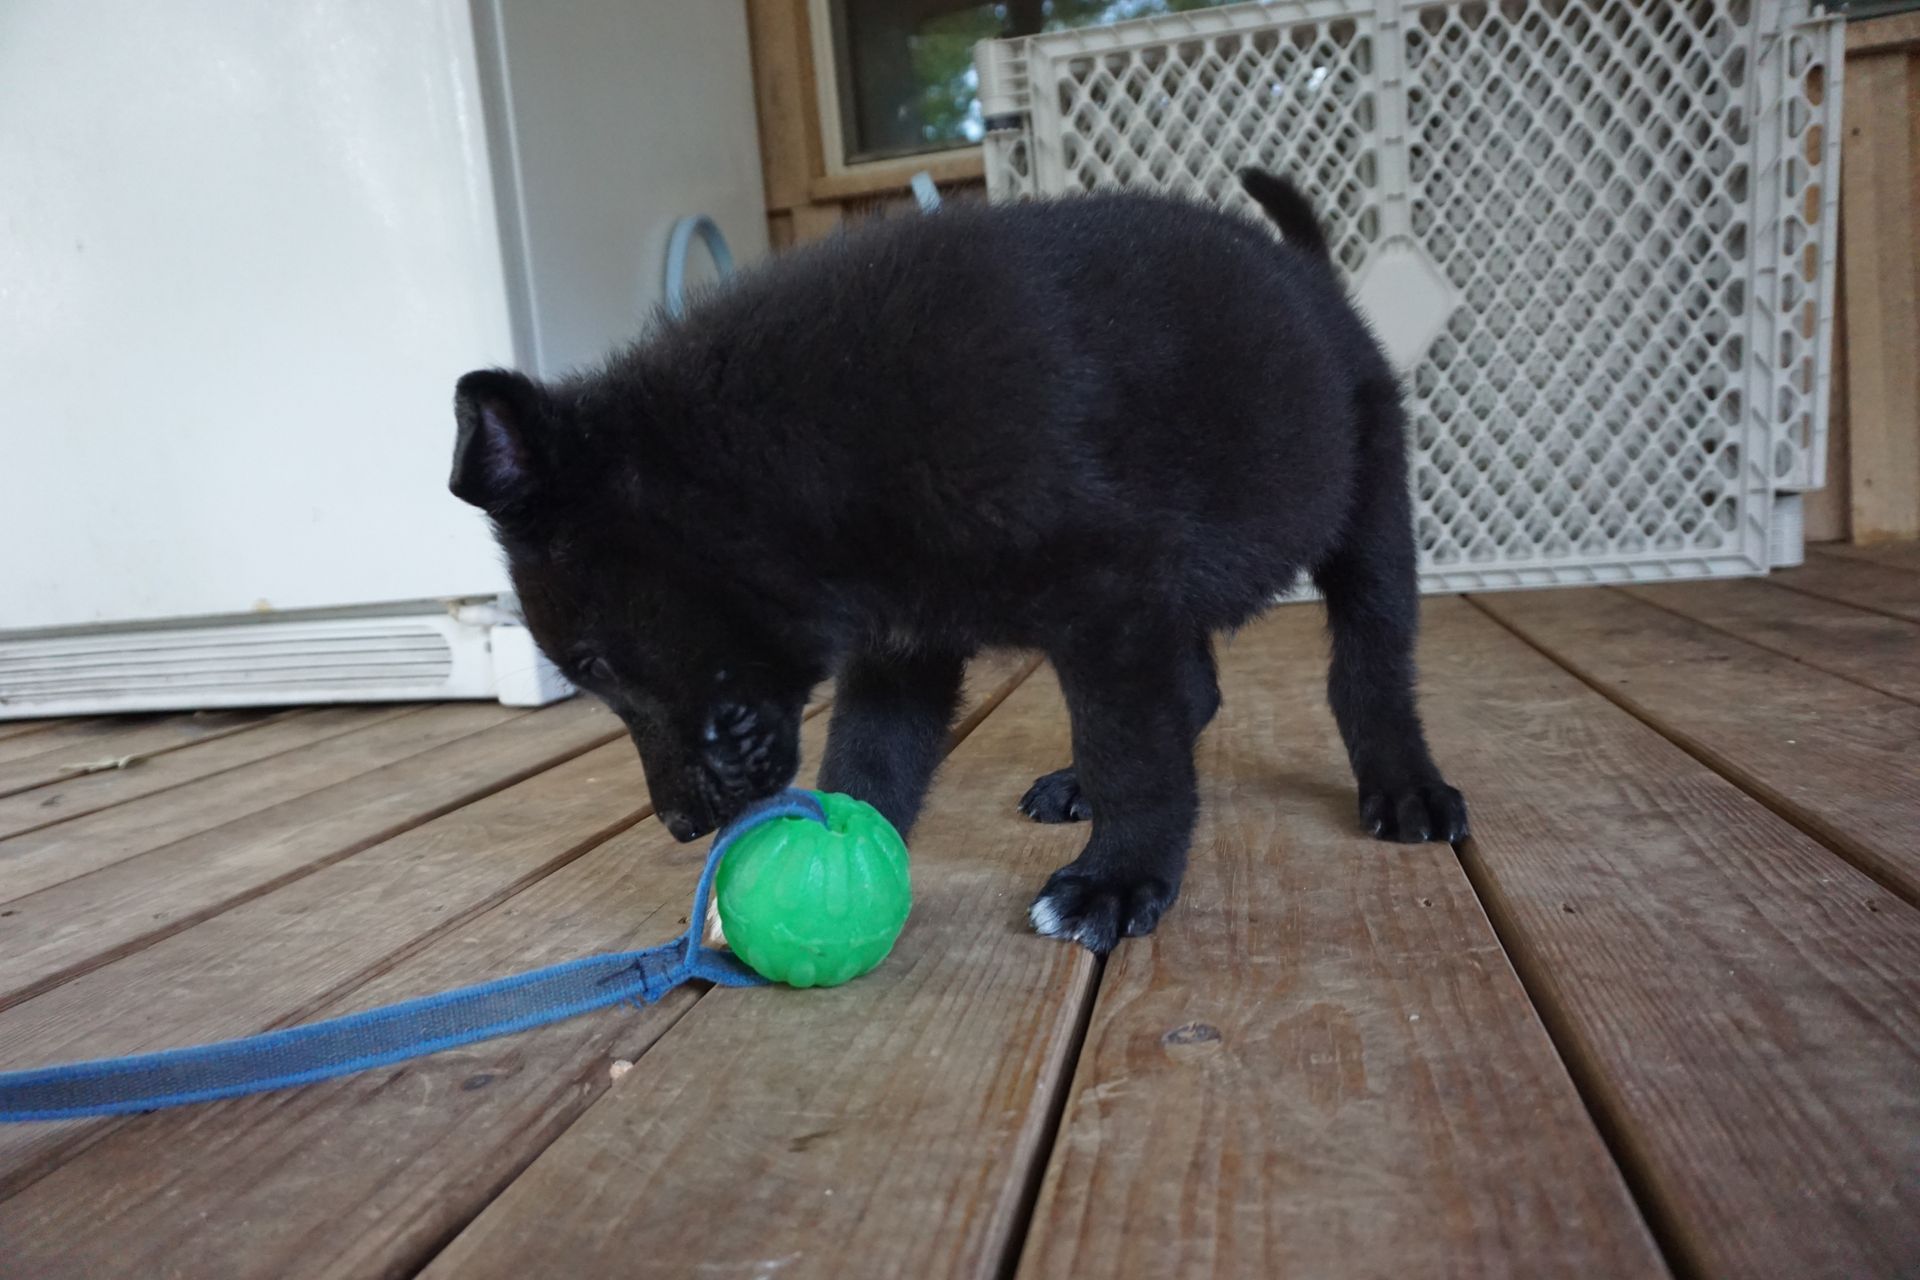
<box><xmin>1019</xmin><ymin>629</ymin><xmax>1220</xmax><ymax>824</ymax></box>
<box><xmin>1028</xmin><ymin>620</ymin><xmax>1202</xmax><ymax>952</ymax></box>
<box><xmin>1313</xmin><ymin>382</ymin><xmax>1468</xmax><ymax>843</ymax></box>
<box><xmin>818</xmin><ymin>649</ymin><xmax>967</xmax><ymax>837</ymax></box>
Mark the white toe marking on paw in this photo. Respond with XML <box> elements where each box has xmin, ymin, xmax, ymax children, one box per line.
<box><xmin>1029</xmin><ymin>896</ymin><xmax>1068</xmax><ymax>938</ymax></box>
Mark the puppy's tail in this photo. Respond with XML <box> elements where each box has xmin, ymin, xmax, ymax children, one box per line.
<box><xmin>1237</xmin><ymin>168</ymin><xmax>1330</xmax><ymax>261</ymax></box>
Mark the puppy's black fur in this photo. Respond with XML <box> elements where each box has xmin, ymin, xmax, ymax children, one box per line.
<box><xmin>450</xmin><ymin>171</ymin><xmax>1467</xmax><ymax>953</ymax></box>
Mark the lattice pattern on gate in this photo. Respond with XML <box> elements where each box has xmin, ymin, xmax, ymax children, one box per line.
<box><xmin>976</xmin><ymin>0</ymin><xmax>1843</xmax><ymax>591</ymax></box>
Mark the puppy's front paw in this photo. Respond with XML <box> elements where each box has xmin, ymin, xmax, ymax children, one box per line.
<box><xmin>1359</xmin><ymin>779</ymin><xmax>1469</xmax><ymax>844</ymax></box>
<box><xmin>1019</xmin><ymin>766</ymin><xmax>1091</xmax><ymax>823</ymax></box>
<box><xmin>1028</xmin><ymin>863</ymin><xmax>1176</xmax><ymax>953</ymax></box>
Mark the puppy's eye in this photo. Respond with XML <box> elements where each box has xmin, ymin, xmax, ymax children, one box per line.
<box><xmin>565</xmin><ymin>653</ymin><xmax>615</xmax><ymax>686</ymax></box>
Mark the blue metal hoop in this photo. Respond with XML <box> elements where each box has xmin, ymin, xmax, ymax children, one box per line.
<box><xmin>663</xmin><ymin>214</ymin><xmax>736</xmax><ymax>317</ymax></box>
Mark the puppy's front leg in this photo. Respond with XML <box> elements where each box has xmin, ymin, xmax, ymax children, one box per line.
<box><xmin>1029</xmin><ymin>625</ymin><xmax>1198</xmax><ymax>952</ymax></box>
<box><xmin>818</xmin><ymin>649</ymin><xmax>967</xmax><ymax>837</ymax></box>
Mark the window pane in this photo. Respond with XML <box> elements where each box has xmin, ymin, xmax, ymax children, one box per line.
<box><xmin>828</xmin><ymin>0</ymin><xmax>1243</xmax><ymax>165</ymax></box>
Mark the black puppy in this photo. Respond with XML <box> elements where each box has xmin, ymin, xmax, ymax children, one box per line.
<box><xmin>449</xmin><ymin>170</ymin><xmax>1466</xmax><ymax>953</ymax></box>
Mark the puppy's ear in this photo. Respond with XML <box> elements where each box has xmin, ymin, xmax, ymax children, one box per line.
<box><xmin>451</xmin><ymin>369</ymin><xmax>547</xmax><ymax>513</ymax></box>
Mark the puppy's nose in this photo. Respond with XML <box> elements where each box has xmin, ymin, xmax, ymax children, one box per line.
<box><xmin>659</xmin><ymin>810</ymin><xmax>709</xmax><ymax>843</ymax></box>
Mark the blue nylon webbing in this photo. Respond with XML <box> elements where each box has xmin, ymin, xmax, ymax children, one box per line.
<box><xmin>0</xmin><ymin>789</ymin><xmax>828</xmax><ymax>1123</ymax></box>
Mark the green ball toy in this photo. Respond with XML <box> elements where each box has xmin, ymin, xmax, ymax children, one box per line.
<box><xmin>713</xmin><ymin>791</ymin><xmax>911</xmax><ymax>988</ymax></box>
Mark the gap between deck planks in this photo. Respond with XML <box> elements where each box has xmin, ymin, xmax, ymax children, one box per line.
<box><xmin>1772</xmin><ymin>549</ymin><xmax>1920</xmax><ymax>623</ymax></box>
<box><xmin>1615</xmin><ymin>576</ymin><xmax>1920</xmax><ymax>706</ymax></box>
<box><xmin>0</xmin><ymin>705</ymin><xmax>520</xmax><ymax>906</ymax></box>
<box><xmin>0</xmin><ymin>707</ymin><xmax>290</xmax><ymax>798</ymax></box>
<box><xmin>0</xmin><ymin>708</ymin><xmax>283</xmax><ymax>770</ymax></box>
<box><xmin>0</xmin><ymin>719</ymin><xmax>113</xmax><ymax>757</ymax></box>
<box><xmin>1011</xmin><ymin>605</ymin><xmax>1660</xmax><ymax>1280</ymax></box>
<box><xmin>7</xmin><ymin>584</ymin><xmax>1919</xmax><ymax>1278</ymax></box>
<box><xmin>0</xmin><ymin>701</ymin><xmax>614</xmax><ymax>1010</ymax></box>
<box><xmin>1814</xmin><ymin>540</ymin><xmax>1920</xmax><ymax>575</ymax></box>
<box><xmin>1475</xmin><ymin>586</ymin><xmax>1920</xmax><ymax>908</ymax></box>
<box><xmin>1425</xmin><ymin>598</ymin><xmax>1920</xmax><ymax>1279</ymax></box>
<box><xmin>0</xmin><ymin>658</ymin><xmax>1031</xmax><ymax>1279</ymax></box>
<box><xmin>0</xmin><ymin>698</ymin><xmax>623</xmax><ymax>1194</ymax></box>
<box><xmin>0</xmin><ymin>707</ymin><xmax>416</xmax><ymax>841</ymax></box>
<box><xmin>417</xmin><ymin>657</ymin><xmax>1097</xmax><ymax>1280</ymax></box>
<box><xmin>421</xmin><ymin>612</ymin><xmax>1665</xmax><ymax>1280</ymax></box>
<box><xmin>0</xmin><ymin>719</ymin><xmax>68</xmax><ymax>745</ymax></box>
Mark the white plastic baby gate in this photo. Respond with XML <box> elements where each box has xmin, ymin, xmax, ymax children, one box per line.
<box><xmin>976</xmin><ymin>0</ymin><xmax>1843</xmax><ymax>591</ymax></box>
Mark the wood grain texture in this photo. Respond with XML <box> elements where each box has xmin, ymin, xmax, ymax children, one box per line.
<box><xmin>0</xmin><ymin>705</ymin><xmax>517</xmax><ymax>905</ymax></box>
<box><xmin>745</xmin><ymin>0</ymin><xmax>824</xmax><ymax>212</ymax></box>
<box><xmin>1618</xmin><ymin>578</ymin><xmax>1920</xmax><ymax>704</ymax></box>
<box><xmin>420</xmin><ymin>665</ymin><xmax>1093</xmax><ymax>1280</ymax></box>
<box><xmin>0</xmin><ymin>728</ymin><xmax>93</xmax><ymax>767</ymax></box>
<box><xmin>0</xmin><ymin>707</ymin><xmax>844</xmax><ymax>1278</ymax></box>
<box><xmin>789</xmin><ymin>199</ymin><xmax>845</xmax><ymax>244</ymax></box>
<box><xmin>1815</xmin><ymin>539</ymin><xmax>1920</xmax><ymax>575</ymax></box>
<box><xmin>1015</xmin><ymin>605</ymin><xmax>1660</xmax><ymax>1280</ymax></box>
<box><xmin>1478</xmin><ymin>587</ymin><xmax>1920</xmax><ymax>906</ymax></box>
<box><xmin>0</xmin><ymin>708</ymin><xmax>287</xmax><ymax>798</ymax></box>
<box><xmin>0</xmin><ymin>707</ymin><xmax>409</xmax><ymax>841</ymax></box>
<box><xmin>0</xmin><ymin>822</ymin><xmax>708</xmax><ymax>1280</ymax></box>
<box><xmin>0</xmin><ymin>659</ymin><xmax>1029</xmax><ymax>1279</ymax></box>
<box><xmin>0</xmin><ymin>720</ymin><xmax>64</xmax><ymax>745</ymax></box>
<box><xmin>1840</xmin><ymin>49</ymin><xmax>1920</xmax><ymax>542</ymax></box>
<box><xmin>742</xmin><ymin>0</ymin><xmax>981</xmax><ymax>238</ymax></box>
<box><xmin>0</xmin><ymin>725</ymin><xmax>640</xmax><ymax>1191</ymax></box>
<box><xmin>0</xmin><ymin>714</ymin><xmax>240</xmax><ymax>766</ymax></box>
<box><xmin>0</xmin><ymin>701</ymin><xmax>608</xmax><ymax>1008</ymax></box>
<box><xmin>807</xmin><ymin>149</ymin><xmax>986</xmax><ymax>203</ymax></box>
<box><xmin>768</xmin><ymin>208</ymin><xmax>795</xmax><ymax>250</ymax></box>
<box><xmin>1773</xmin><ymin>553</ymin><xmax>1920</xmax><ymax>623</ymax></box>
<box><xmin>1425</xmin><ymin>598</ymin><xmax>1920</xmax><ymax>1279</ymax></box>
<box><xmin>1847</xmin><ymin>10</ymin><xmax>1920</xmax><ymax>55</ymax></box>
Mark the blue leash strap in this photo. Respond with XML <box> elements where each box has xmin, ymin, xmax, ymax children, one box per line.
<box><xmin>0</xmin><ymin>789</ymin><xmax>828</xmax><ymax>1123</ymax></box>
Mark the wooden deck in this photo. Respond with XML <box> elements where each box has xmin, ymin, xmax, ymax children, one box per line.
<box><xmin>2</xmin><ymin>545</ymin><xmax>1918</xmax><ymax>1279</ymax></box>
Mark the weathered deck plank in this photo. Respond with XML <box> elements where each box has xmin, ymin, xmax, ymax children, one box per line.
<box><xmin>1432</xmin><ymin>598</ymin><xmax>1920</xmax><ymax>1278</ymax></box>
<box><xmin>1478</xmin><ymin>588</ymin><xmax>1920</xmax><ymax>905</ymax></box>
<box><xmin>0</xmin><ymin>704</ymin><xmax>519</xmax><ymax>905</ymax></box>
<box><xmin>1618</xmin><ymin>579</ymin><xmax>1920</xmax><ymax>704</ymax></box>
<box><xmin>0</xmin><ymin>715</ymin><xmax>224</xmax><ymax>764</ymax></box>
<box><xmin>419</xmin><ymin>664</ymin><xmax>1093</xmax><ymax>1280</ymax></box>
<box><xmin>2</xmin><ymin>582</ymin><xmax>1917</xmax><ymax>1278</ymax></box>
<box><xmin>1773</xmin><ymin>553</ymin><xmax>1920</xmax><ymax>622</ymax></box>
<box><xmin>0</xmin><ymin>830</ymin><xmax>706</xmax><ymax>1280</ymax></box>
<box><xmin>0</xmin><ymin>708</ymin><xmax>288</xmax><ymax>798</ymax></box>
<box><xmin>0</xmin><ymin>719</ymin><xmax>66</xmax><ymax>745</ymax></box>
<box><xmin>1813</xmin><ymin>540</ymin><xmax>1920</xmax><ymax>574</ymax></box>
<box><xmin>0</xmin><ymin>660</ymin><xmax>1029</xmax><ymax>1279</ymax></box>
<box><xmin>0</xmin><ymin>729</ymin><xmax>645</xmax><ymax>1191</ymax></box>
<box><xmin>0</xmin><ymin>701</ymin><xmax>607</xmax><ymax>1008</ymax></box>
<box><xmin>0</xmin><ymin>707</ymin><xmax>412</xmax><ymax>840</ymax></box>
<box><xmin>1013</xmin><ymin>606</ymin><xmax>1662</xmax><ymax>1280</ymax></box>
